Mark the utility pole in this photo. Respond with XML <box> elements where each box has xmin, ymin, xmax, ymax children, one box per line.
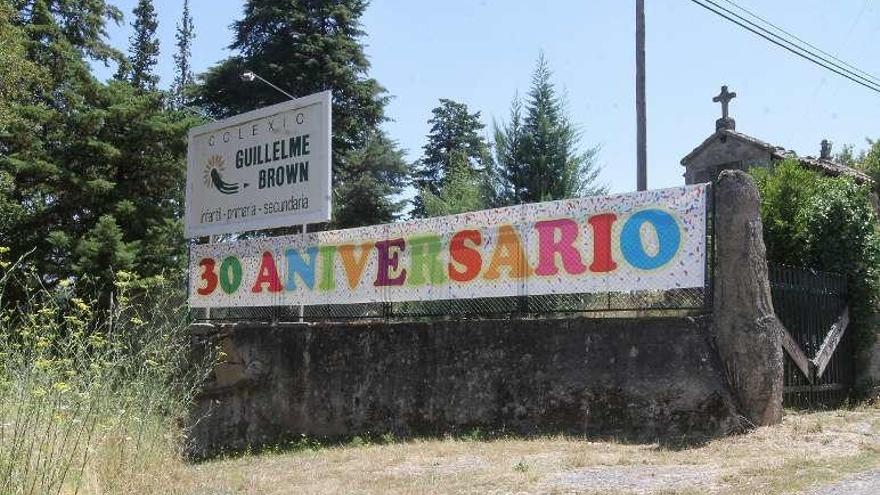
<box><xmin>636</xmin><ymin>0</ymin><xmax>647</xmax><ymax>191</ymax></box>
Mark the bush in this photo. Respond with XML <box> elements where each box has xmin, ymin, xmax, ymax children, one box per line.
<box><xmin>0</xmin><ymin>257</ymin><xmax>212</xmax><ymax>494</ymax></box>
<box><xmin>752</xmin><ymin>160</ymin><xmax>880</xmax><ymax>355</ymax></box>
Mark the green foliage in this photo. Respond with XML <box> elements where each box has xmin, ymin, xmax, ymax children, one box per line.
<box><xmin>0</xmin><ymin>1</ymin><xmax>46</xmax><ymax>131</ymax></box>
<box><xmin>333</xmin><ymin>131</ymin><xmax>409</xmax><ymax>228</ymax></box>
<box><xmin>421</xmin><ymin>151</ymin><xmax>489</xmax><ymax>217</ymax></box>
<box><xmin>17</xmin><ymin>0</ymin><xmax>124</xmax><ymax>65</ymax></box>
<box><xmin>492</xmin><ymin>54</ymin><xmax>605</xmax><ymax>205</ymax></box>
<box><xmin>413</xmin><ymin>99</ymin><xmax>491</xmax><ymax>217</ymax></box>
<box><xmin>856</xmin><ymin>139</ymin><xmax>880</xmax><ymax>194</ymax></box>
<box><xmin>195</xmin><ymin>0</ymin><xmax>405</xmax><ymax>227</ymax></box>
<box><xmin>126</xmin><ymin>0</ymin><xmax>160</xmax><ymax>90</ymax></box>
<box><xmin>836</xmin><ymin>138</ymin><xmax>880</xmax><ymax>195</ymax></box>
<box><xmin>0</xmin><ymin>4</ymin><xmax>198</xmax><ymax>301</ymax></box>
<box><xmin>752</xmin><ymin>160</ymin><xmax>823</xmax><ymax>263</ymax></box>
<box><xmin>753</xmin><ymin>160</ymin><xmax>880</xmax><ymax>351</ymax></box>
<box><xmin>171</xmin><ymin>0</ymin><xmax>195</xmax><ymax>107</ymax></box>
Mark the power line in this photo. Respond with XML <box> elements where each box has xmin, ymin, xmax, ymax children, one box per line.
<box><xmin>717</xmin><ymin>0</ymin><xmax>880</xmax><ymax>85</ymax></box>
<box><xmin>694</xmin><ymin>0</ymin><xmax>880</xmax><ymax>91</ymax></box>
<box><xmin>688</xmin><ymin>0</ymin><xmax>880</xmax><ymax>95</ymax></box>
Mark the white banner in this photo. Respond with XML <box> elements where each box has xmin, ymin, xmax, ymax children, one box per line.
<box><xmin>184</xmin><ymin>91</ymin><xmax>332</xmax><ymax>237</ymax></box>
<box><xmin>189</xmin><ymin>184</ymin><xmax>708</xmax><ymax>308</ymax></box>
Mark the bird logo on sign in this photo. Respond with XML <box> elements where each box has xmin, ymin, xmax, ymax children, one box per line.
<box><xmin>203</xmin><ymin>155</ymin><xmax>242</xmax><ymax>195</ymax></box>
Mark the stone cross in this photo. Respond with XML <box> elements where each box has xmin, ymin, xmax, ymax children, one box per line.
<box><xmin>713</xmin><ymin>85</ymin><xmax>736</xmax><ymax>120</ymax></box>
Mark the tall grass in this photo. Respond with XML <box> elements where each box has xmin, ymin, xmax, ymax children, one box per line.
<box><xmin>0</xmin><ymin>255</ymin><xmax>211</xmax><ymax>494</ymax></box>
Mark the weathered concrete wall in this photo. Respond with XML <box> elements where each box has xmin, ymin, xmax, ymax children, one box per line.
<box><xmin>712</xmin><ymin>170</ymin><xmax>784</xmax><ymax>425</ymax></box>
<box><xmin>187</xmin><ymin>316</ymin><xmax>742</xmax><ymax>458</ymax></box>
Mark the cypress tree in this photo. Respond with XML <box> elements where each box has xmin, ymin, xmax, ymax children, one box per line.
<box><xmin>128</xmin><ymin>0</ymin><xmax>160</xmax><ymax>90</ymax></box>
<box><xmin>196</xmin><ymin>0</ymin><xmax>408</xmax><ymax>228</ymax></box>
<box><xmin>172</xmin><ymin>0</ymin><xmax>195</xmax><ymax>107</ymax></box>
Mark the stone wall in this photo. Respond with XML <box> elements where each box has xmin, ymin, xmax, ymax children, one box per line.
<box><xmin>187</xmin><ymin>316</ymin><xmax>742</xmax><ymax>458</ymax></box>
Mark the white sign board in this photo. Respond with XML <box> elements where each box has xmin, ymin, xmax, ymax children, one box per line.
<box><xmin>189</xmin><ymin>184</ymin><xmax>708</xmax><ymax>308</ymax></box>
<box><xmin>184</xmin><ymin>91</ymin><xmax>331</xmax><ymax>237</ymax></box>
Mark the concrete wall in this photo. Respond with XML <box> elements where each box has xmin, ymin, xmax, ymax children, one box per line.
<box><xmin>187</xmin><ymin>316</ymin><xmax>742</xmax><ymax>458</ymax></box>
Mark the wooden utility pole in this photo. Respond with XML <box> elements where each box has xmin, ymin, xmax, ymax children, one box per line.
<box><xmin>636</xmin><ymin>0</ymin><xmax>647</xmax><ymax>191</ymax></box>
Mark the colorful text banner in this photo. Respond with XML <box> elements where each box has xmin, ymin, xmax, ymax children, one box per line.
<box><xmin>189</xmin><ymin>184</ymin><xmax>708</xmax><ymax>308</ymax></box>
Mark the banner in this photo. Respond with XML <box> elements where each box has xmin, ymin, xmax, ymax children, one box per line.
<box><xmin>184</xmin><ymin>91</ymin><xmax>332</xmax><ymax>238</ymax></box>
<box><xmin>189</xmin><ymin>184</ymin><xmax>708</xmax><ymax>308</ymax></box>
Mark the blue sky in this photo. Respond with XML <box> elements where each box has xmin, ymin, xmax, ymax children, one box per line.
<box><xmin>94</xmin><ymin>0</ymin><xmax>880</xmax><ymax>194</ymax></box>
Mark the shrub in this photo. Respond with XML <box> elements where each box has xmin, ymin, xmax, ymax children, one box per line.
<box><xmin>0</xmin><ymin>258</ymin><xmax>212</xmax><ymax>494</ymax></box>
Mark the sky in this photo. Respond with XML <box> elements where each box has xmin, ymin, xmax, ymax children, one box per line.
<box><xmin>93</xmin><ymin>0</ymin><xmax>880</xmax><ymax>194</ymax></box>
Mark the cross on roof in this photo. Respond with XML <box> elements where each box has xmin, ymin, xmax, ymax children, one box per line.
<box><xmin>713</xmin><ymin>85</ymin><xmax>736</xmax><ymax>120</ymax></box>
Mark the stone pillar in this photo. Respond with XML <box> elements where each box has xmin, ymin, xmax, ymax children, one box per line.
<box><xmin>712</xmin><ymin>170</ymin><xmax>784</xmax><ymax>426</ymax></box>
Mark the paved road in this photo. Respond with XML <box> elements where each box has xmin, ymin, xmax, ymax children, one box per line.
<box><xmin>805</xmin><ymin>470</ymin><xmax>880</xmax><ymax>495</ymax></box>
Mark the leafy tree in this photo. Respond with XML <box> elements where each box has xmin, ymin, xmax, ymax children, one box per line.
<box><xmin>421</xmin><ymin>151</ymin><xmax>488</xmax><ymax>217</ymax></box>
<box><xmin>171</xmin><ymin>0</ymin><xmax>195</xmax><ymax>107</ymax></box>
<box><xmin>412</xmin><ymin>99</ymin><xmax>490</xmax><ymax>216</ymax></box>
<box><xmin>195</xmin><ymin>0</ymin><xmax>406</xmax><ymax>227</ymax></box>
<box><xmin>127</xmin><ymin>0</ymin><xmax>160</xmax><ymax>90</ymax></box>
<box><xmin>856</xmin><ymin>139</ymin><xmax>880</xmax><ymax>194</ymax></box>
<box><xmin>494</xmin><ymin>54</ymin><xmax>604</xmax><ymax>205</ymax></box>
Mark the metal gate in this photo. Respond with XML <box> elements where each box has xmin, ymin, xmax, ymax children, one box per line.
<box><xmin>769</xmin><ymin>264</ymin><xmax>853</xmax><ymax>407</ymax></box>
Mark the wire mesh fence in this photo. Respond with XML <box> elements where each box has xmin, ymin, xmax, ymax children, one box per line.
<box><xmin>190</xmin><ymin>286</ymin><xmax>710</xmax><ymax>322</ymax></box>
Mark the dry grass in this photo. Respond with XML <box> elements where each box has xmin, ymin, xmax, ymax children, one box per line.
<box><xmin>136</xmin><ymin>406</ymin><xmax>880</xmax><ymax>495</ymax></box>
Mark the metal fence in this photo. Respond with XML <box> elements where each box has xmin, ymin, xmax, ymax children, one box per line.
<box><xmin>769</xmin><ymin>264</ymin><xmax>853</xmax><ymax>408</ymax></box>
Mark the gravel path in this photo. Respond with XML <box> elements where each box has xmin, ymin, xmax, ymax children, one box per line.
<box><xmin>804</xmin><ymin>470</ymin><xmax>880</xmax><ymax>495</ymax></box>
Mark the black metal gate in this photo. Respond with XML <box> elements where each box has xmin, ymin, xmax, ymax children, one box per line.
<box><xmin>768</xmin><ymin>264</ymin><xmax>853</xmax><ymax>407</ymax></box>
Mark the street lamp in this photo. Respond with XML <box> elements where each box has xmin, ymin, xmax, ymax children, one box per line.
<box><xmin>240</xmin><ymin>71</ymin><xmax>296</xmax><ymax>100</ymax></box>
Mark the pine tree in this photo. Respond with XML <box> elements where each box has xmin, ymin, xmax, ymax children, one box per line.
<box><xmin>412</xmin><ymin>99</ymin><xmax>490</xmax><ymax>217</ymax></box>
<box><xmin>494</xmin><ymin>54</ymin><xmax>604</xmax><ymax>205</ymax></box>
<box><xmin>491</xmin><ymin>95</ymin><xmax>526</xmax><ymax>206</ymax></box>
<box><xmin>128</xmin><ymin>0</ymin><xmax>160</xmax><ymax>90</ymax></box>
<box><xmin>0</xmin><ymin>1</ymin><xmax>45</xmax><ymax>131</ymax></box>
<box><xmin>334</xmin><ymin>131</ymin><xmax>409</xmax><ymax>227</ymax></box>
<box><xmin>195</xmin><ymin>0</ymin><xmax>407</xmax><ymax>227</ymax></box>
<box><xmin>1</xmin><ymin>1</ymin><xmax>198</xmax><ymax>299</ymax></box>
<box><xmin>421</xmin><ymin>152</ymin><xmax>488</xmax><ymax>217</ymax></box>
<box><xmin>172</xmin><ymin>0</ymin><xmax>195</xmax><ymax>107</ymax></box>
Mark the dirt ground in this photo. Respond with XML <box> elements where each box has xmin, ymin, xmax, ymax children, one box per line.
<box><xmin>164</xmin><ymin>407</ymin><xmax>880</xmax><ymax>495</ymax></box>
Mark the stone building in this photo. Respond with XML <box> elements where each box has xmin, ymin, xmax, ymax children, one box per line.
<box><xmin>681</xmin><ymin>86</ymin><xmax>872</xmax><ymax>185</ymax></box>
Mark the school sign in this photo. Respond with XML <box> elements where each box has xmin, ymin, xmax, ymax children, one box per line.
<box><xmin>184</xmin><ymin>91</ymin><xmax>332</xmax><ymax>237</ymax></box>
<box><xmin>189</xmin><ymin>184</ymin><xmax>708</xmax><ymax>308</ymax></box>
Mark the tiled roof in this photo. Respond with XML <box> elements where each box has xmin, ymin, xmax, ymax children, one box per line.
<box><xmin>681</xmin><ymin>129</ymin><xmax>873</xmax><ymax>184</ymax></box>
